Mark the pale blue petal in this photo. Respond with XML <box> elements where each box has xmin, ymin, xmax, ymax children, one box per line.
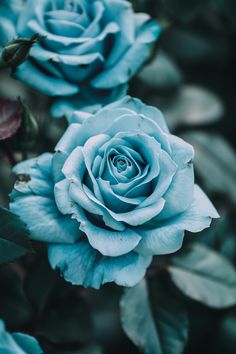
<box><xmin>105</xmin><ymin>96</ymin><xmax>169</xmax><ymax>133</ymax></box>
<box><xmin>80</xmin><ymin>218</ymin><xmax>141</xmax><ymax>257</ymax></box>
<box><xmin>157</xmin><ymin>163</ymin><xmax>194</xmax><ymax>221</ymax></box>
<box><xmin>135</xmin><ymin>226</ymin><xmax>185</xmax><ymax>256</ymax></box>
<box><xmin>136</xmin><ymin>185</ymin><xmax>219</xmax><ymax>255</ymax></box>
<box><xmin>62</xmin><ymin>146</ymin><xmax>85</xmax><ymax>179</ymax></box>
<box><xmin>0</xmin><ymin>15</ymin><xmax>16</xmax><ymax>45</ymax></box>
<box><xmin>12</xmin><ymin>153</ymin><xmax>54</xmax><ymax>197</ymax></box>
<box><xmin>48</xmin><ymin>241</ymin><xmax>152</xmax><ymax>289</ymax></box>
<box><xmin>102</xmin><ymin>0</ymin><xmax>135</xmax><ymax>67</ymax></box>
<box><xmin>55</xmin><ymin>123</ymin><xmax>82</xmax><ymax>155</ymax></box>
<box><xmin>106</xmin><ymin>197</ymin><xmax>165</xmax><ymax>226</ymax></box>
<box><xmin>0</xmin><ymin>320</ymin><xmax>42</xmax><ymax>353</ymax></box>
<box><xmin>68</xmin><ymin>110</ymin><xmax>92</xmax><ymax>124</ymax></box>
<box><xmin>27</xmin><ymin>18</ymin><xmax>119</xmax><ymax>47</ymax></box>
<box><xmin>54</xmin><ymin>178</ymin><xmax>74</xmax><ymax>214</ymax></box>
<box><xmin>169</xmin><ymin>135</ymin><xmax>194</xmax><ymax>168</ymax></box>
<box><xmin>67</xmin><ymin>108</ymin><xmax>135</xmax><ymax>145</ymax></box>
<box><xmin>30</xmin><ymin>45</ymin><xmax>104</xmax><ymax>65</ymax></box>
<box><xmin>97</xmin><ymin>178</ymin><xmax>145</xmax><ymax>213</ymax></box>
<box><xmin>51</xmin><ymin>84</ymin><xmax>128</xmax><ymax>118</ymax></box>
<box><xmin>82</xmin><ymin>1</ymin><xmax>104</xmax><ymax>37</ymax></box>
<box><xmin>12</xmin><ymin>333</ymin><xmax>43</xmax><ymax>354</ymax></box>
<box><xmin>14</xmin><ymin>60</ymin><xmax>79</xmax><ymax>96</ymax></box>
<box><xmin>91</xmin><ymin>19</ymin><xmax>160</xmax><ymax>88</ymax></box>
<box><xmin>137</xmin><ymin>150</ymin><xmax>177</xmax><ymax>208</ymax></box>
<box><xmin>63</xmin><ymin>150</ymin><xmax>125</xmax><ymax>231</ymax></box>
<box><xmin>46</xmin><ymin>18</ymin><xmax>84</xmax><ymax>37</ymax></box>
<box><xmin>52</xmin><ymin>151</ymin><xmax>68</xmax><ymax>183</ymax></box>
<box><xmin>103</xmin><ymin>113</ymin><xmax>170</xmax><ymax>152</ymax></box>
<box><xmin>69</xmin><ymin>181</ymin><xmax>126</xmax><ymax>231</ymax></box>
<box><xmin>10</xmin><ymin>193</ymin><xmax>82</xmax><ymax>243</ymax></box>
<box><xmin>0</xmin><ymin>321</ymin><xmax>22</xmax><ymax>354</ymax></box>
<box><xmin>10</xmin><ymin>154</ymin><xmax>82</xmax><ymax>243</ymax></box>
<box><xmin>179</xmin><ymin>184</ymin><xmax>220</xmax><ymax>230</ymax></box>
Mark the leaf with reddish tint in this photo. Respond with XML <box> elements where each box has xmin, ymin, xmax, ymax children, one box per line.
<box><xmin>0</xmin><ymin>98</ymin><xmax>22</xmax><ymax>140</ymax></box>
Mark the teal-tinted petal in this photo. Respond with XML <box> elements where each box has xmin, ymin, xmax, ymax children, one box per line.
<box><xmin>80</xmin><ymin>218</ymin><xmax>141</xmax><ymax>257</ymax></box>
<box><xmin>10</xmin><ymin>154</ymin><xmax>82</xmax><ymax>243</ymax></box>
<box><xmin>14</xmin><ymin>60</ymin><xmax>79</xmax><ymax>96</ymax></box>
<box><xmin>169</xmin><ymin>134</ymin><xmax>194</xmax><ymax>168</ymax></box>
<box><xmin>12</xmin><ymin>333</ymin><xmax>43</xmax><ymax>354</ymax></box>
<box><xmin>105</xmin><ymin>96</ymin><xmax>169</xmax><ymax>133</ymax></box>
<box><xmin>55</xmin><ymin>123</ymin><xmax>82</xmax><ymax>155</ymax></box>
<box><xmin>48</xmin><ymin>241</ymin><xmax>152</xmax><ymax>289</ymax></box>
<box><xmin>10</xmin><ymin>193</ymin><xmax>82</xmax><ymax>244</ymax></box>
<box><xmin>136</xmin><ymin>185</ymin><xmax>219</xmax><ymax>255</ymax></box>
<box><xmin>54</xmin><ymin>178</ymin><xmax>74</xmax><ymax>214</ymax></box>
<box><xmin>91</xmin><ymin>19</ymin><xmax>160</xmax><ymax>88</ymax></box>
<box><xmin>0</xmin><ymin>320</ymin><xmax>43</xmax><ymax>354</ymax></box>
<box><xmin>12</xmin><ymin>153</ymin><xmax>54</xmax><ymax>197</ymax></box>
<box><xmin>158</xmin><ymin>162</ymin><xmax>194</xmax><ymax>221</ymax></box>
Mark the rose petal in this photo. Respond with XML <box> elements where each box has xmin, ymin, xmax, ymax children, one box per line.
<box><xmin>48</xmin><ymin>240</ymin><xmax>152</xmax><ymax>289</ymax></box>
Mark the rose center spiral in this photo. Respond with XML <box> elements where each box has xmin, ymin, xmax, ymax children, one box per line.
<box><xmin>112</xmin><ymin>155</ymin><xmax>132</xmax><ymax>173</ymax></box>
<box><xmin>51</xmin><ymin>0</ymin><xmax>80</xmax><ymax>12</ymax></box>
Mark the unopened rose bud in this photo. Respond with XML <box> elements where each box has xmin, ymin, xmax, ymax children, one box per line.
<box><xmin>16</xmin><ymin>98</ymin><xmax>39</xmax><ymax>151</ymax></box>
<box><xmin>0</xmin><ymin>33</ymin><xmax>45</xmax><ymax>70</ymax></box>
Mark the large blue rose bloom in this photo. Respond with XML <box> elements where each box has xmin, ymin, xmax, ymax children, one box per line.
<box><xmin>2</xmin><ymin>0</ymin><xmax>160</xmax><ymax>109</ymax></box>
<box><xmin>10</xmin><ymin>97</ymin><xmax>219</xmax><ymax>289</ymax></box>
<box><xmin>0</xmin><ymin>320</ymin><xmax>43</xmax><ymax>353</ymax></box>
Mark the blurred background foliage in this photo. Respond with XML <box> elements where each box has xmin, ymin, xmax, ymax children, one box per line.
<box><xmin>0</xmin><ymin>0</ymin><xmax>236</xmax><ymax>353</ymax></box>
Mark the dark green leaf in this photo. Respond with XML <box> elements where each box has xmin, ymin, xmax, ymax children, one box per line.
<box><xmin>0</xmin><ymin>264</ymin><xmax>33</xmax><ymax>327</ymax></box>
<box><xmin>168</xmin><ymin>243</ymin><xmax>236</xmax><ymax>308</ymax></box>
<box><xmin>182</xmin><ymin>132</ymin><xmax>236</xmax><ymax>203</ymax></box>
<box><xmin>120</xmin><ymin>279</ymin><xmax>188</xmax><ymax>354</ymax></box>
<box><xmin>163</xmin><ymin>0</ymin><xmax>209</xmax><ymax>21</ymax></box>
<box><xmin>138</xmin><ymin>51</ymin><xmax>183</xmax><ymax>92</ymax></box>
<box><xmin>24</xmin><ymin>258</ymin><xmax>64</xmax><ymax>312</ymax></box>
<box><xmin>197</xmin><ymin>215</ymin><xmax>236</xmax><ymax>265</ymax></box>
<box><xmin>77</xmin><ymin>346</ymin><xmax>104</xmax><ymax>354</ymax></box>
<box><xmin>218</xmin><ymin>310</ymin><xmax>236</xmax><ymax>353</ymax></box>
<box><xmin>39</xmin><ymin>291</ymin><xmax>93</xmax><ymax>344</ymax></box>
<box><xmin>149</xmin><ymin>85</ymin><xmax>223</xmax><ymax>130</ymax></box>
<box><xmin>216</xmin><ymin>0</ymin><xmax>236</xmax><ymax>31</ymax></box>
<box><xmin>0</xmin><ymin>207</ymin><xmax>33</xmax><ymax>264</ymax></box>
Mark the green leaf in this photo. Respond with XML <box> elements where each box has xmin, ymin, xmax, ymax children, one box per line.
<box><xmin>120</xmin><ymin>279</ymin><xmax>188</xmax><ymax>354</ymax></box>
<box><xmin>182</xmin><ymin>132</ymin><xmax>236</xmax><ymax>204</ymax></box>
<box><xmin>218</xmin><ymin>310</ymin><xmax>236</xmax><ymax>353</ymax></box>
<box><xmin>0</xmin><ymin>264</ymin><xmax>33</xmax><ymax>327</ymax></box>
<box><xmin>216</xmin><ymin>0</ymin><xmax>236</xmax><ymax>31</ymax></box>
<box><xmin>163</xmin><ymin>0</ymin><xmax>209</xmax><ymax>21</ymax></box>
<box><xmin>77</xmin><ymin>346</ymin><xmax>104</xmax><ymax>354</ymax></box>
<box><xmin>138</xmin><ymin>51</ymin><xmax>183</xmax><ymax>92</ymax></box>
<box><xmin>39</xmin><ymin>291</ymin><xmax>93</xmax><ymax>344</ymax></box>
<box><xmin>0</xmin><ymin>207</ymin><xmax>33</xmax><ymax>264</ymax></box>
<box><xmin>166</xmin><ymin>86</ymin><xmax>223</xmax><ymax>127</ymax></box>
<box><xmin>24</xmin><ymin>258</ymin><xmax>64</xmax><ymax>312</ymax></box>
<box><xmin>197</xmin><ymin>215</ymin><xmax>236</xmax><ymax>264</ymax></box>
<box><xmin>168</xmin><ymin>243</ymin><xmax>236</xmax><ymax>308</ymax></box>
<box><xmin>40</xmin><ymin>343</ymin><xmax>103</xmax><ymax>354</ymax></box>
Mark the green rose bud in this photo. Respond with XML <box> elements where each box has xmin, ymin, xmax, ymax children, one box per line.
<box><xmin>0</xmin><ymin>33</ymin><xmax>45</xmax><ymax>70</ymax></box>
<box><xmin>16</xmin><ymin>98</ymin><xmax>39</xmax><ymax>157</ymax></box>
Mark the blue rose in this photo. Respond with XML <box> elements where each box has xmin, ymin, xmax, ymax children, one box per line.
<box><xmin>0</xmin><ymin>319</ymin><xmax>43</xmax><ymax>353</ymax></box>
<box><xmin>3</xmin><ymin>0</ymin><xmax>160</xmax><ymax>110</ymax></box>
<box><xmin>10</xmin><ymin>97</ymin><xmax>219</xmax><ymax>289</ymax></box>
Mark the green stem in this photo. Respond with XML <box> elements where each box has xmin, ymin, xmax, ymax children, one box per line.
<box><xmin>22</xmin><ymin>147</ymin><xmax>28</xmax><ymax>161</ymax></box>
<box><xmin>0</xmin><ymin>57</ymin><xmax>7</xmax><ymax>69</ymax></box>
